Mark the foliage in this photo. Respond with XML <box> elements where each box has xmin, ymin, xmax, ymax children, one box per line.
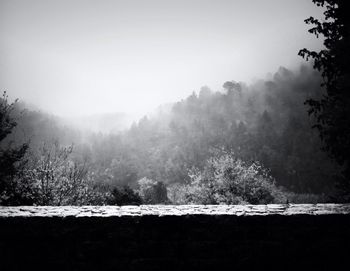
<box><xmin>107</xmin><ymin>185</ymin><xmax>143</xmax><ymax>205</ymax></box>
<box><xmin>182</xmin><ymin>151</ymin><xmax>286</xmax><ymax>204</ymax></box>
<box><xmin>0</xmin><ymin>92</ymin><xmax>29</xmax><ymax>205</ymax></box>
<box><xmin>167</xmin><ymin>183</ymin><xmax>189</xmax><ymax>205</ymax></box>
<box><xmin>299</xmin><ymin>0</ymin><xmax>350</xmax><ymax>189</ymax></box>
<box><xmin>2</xmin><ymin>64</ymin><xmax>344</xmax><ymax>204</ymax></box>
<box><xmin>137</xmin><ymin>177</ymin><xmax>168</xmax><ymax>204</ymax></box>
<box><xmin>20</xmin><ymin>141</ymin><xmax>108</xmax><ymax>205</ymax></box>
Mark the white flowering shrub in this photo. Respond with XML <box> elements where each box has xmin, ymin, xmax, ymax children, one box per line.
<box><xmin>21</xmin><ymin>142</ymin><xmax>108</xmax><ymax>205</ymax></box>
<box><xmin>184</xmin><ymin>151</ymin><xmax>286</xmax><ymax>204</ymax></box>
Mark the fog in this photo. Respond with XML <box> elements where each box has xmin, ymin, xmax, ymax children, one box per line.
<box><xmin>1</xmin><ymin>0</ymin><xmax>324</xmax><ymax>118</ymax></box>
<box><xmin>2</xmin><ymin>0</ymin><xmax>349</xmax><ymax>206</ymax></box>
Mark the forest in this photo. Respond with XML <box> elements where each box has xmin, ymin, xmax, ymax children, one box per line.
<box><xmin>1</xmin><ymin>0</ymin><xmax>350</xmax><ymax>206</ymax></box>
<box><xmin>0</xmin><ymin>64</ymin><xmax>345</xmax><ymax>206</ymax></box>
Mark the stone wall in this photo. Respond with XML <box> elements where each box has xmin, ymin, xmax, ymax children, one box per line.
<box><xmin>1</xmin><ymin>204</ymin><xmax>350</xmax><ymax>270</ymax></box>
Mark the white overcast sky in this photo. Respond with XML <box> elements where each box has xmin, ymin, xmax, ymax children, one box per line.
<box><xmin>0</xmin><ymin>0</ymin><xmax>324</xmax><ymax>117</ymax></box>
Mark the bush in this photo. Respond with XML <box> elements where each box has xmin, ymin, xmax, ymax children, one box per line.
<box><xmin>183</xmin><ymin>151</ymin><xmax>286</xmax><ymax>204</ymax></box>
<box><xmin>19</xmin><ymin>141</ymin><xmax>108</xmax><ymax>205</ymax></box>
<box><xmin>137</xmin><ymin>177</ymin><xmax>168</xmax><ymax>204</ymax></box>
<box><xmin>107</xmin><ymin>185</ymin><xmax>142</xmax><ymax>205</ymax></box>
<box><xmin>167</xmin><ymin>183</ymin><xmax>189</xmax><ymax>204</ymax></box>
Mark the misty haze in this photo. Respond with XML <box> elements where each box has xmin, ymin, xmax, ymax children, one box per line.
<box><xmin>1</xmin><ymin>0</ymin><xmax>350</xmax><ymax>206</ymax></box>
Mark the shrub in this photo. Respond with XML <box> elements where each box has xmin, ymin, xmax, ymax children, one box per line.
<box><xmin>107</xmin><ymin>185</ymin><xmax>142</xmax><ymax>205</ymax></box>
<box><xmin>137</xmin><ymin>177</ymin><xmax>168</xmax><ymax>204</ymax></box>
<box><xmin>184</xmin><ymin>151</ymin><xmax>286</xmax><ymax>204</ymax></box>
<box><xmin>167</xmin><ymin>183</ymin><xmax>189</xmax><ymax>204</ymax></box>
<box><xmin>20</xmin><ymin>141</ymin><xmax>107</xmax><ymax>205</ymax></box>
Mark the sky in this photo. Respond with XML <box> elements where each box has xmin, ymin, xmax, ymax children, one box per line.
<box><xmin>0</xmin><ymin>0</ymin><xmax>325</xmax><ymax>117</ymax></box>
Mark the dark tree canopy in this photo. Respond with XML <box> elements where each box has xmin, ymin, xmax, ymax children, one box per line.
<box><xmin>108</xmin><ymin>186</ymin><xmax>143</xmax><ymax>206</ymax></box>
<box><xmin>0</xmin><ymin>92</ymin><xmax>29</xmax><ymax>205</ymax></box>
<box><xmin>299</xmin><ymin>0</ymin><xmax>350</xmax><ymax>191</ymax></box>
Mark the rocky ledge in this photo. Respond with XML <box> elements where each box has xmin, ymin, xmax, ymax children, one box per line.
<box><xmin>1</xmin><ymin>203</ymin><xmax>350</xmax><ymax>217</ymax></box>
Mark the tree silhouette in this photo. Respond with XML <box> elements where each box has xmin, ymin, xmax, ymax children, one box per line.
<box><xmin>299</xmin><ymin>0</ymin><xmax>350</xmax><ymax>195</ymax></box>
<box><xmin>0</xmin><ymin>92</ymin><xmax>29</xmax><ymax>205</ymax></box>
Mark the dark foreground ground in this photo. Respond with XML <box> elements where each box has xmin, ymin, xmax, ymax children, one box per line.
<box><xmin>1</xmin><ymin>204</ymin><xmax>350</xmax><ymax>270</ymax></box>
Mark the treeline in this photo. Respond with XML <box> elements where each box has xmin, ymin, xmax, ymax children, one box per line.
<box><xmin>83</xmin><ymin>65</ymin><xmax>339</xmax><ymax>194</ymax></box>
<box><xmin>0</xmin><ymin>65</ymin><xmax>343</xmax><ymax>205</ymax></box>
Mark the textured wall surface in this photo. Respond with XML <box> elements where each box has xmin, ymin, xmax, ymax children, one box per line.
<box><xmin>1</xmin><ymin>204</ymin><xmax>350</xmax><ymax>270</ymax></box>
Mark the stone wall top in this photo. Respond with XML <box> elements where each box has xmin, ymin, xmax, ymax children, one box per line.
<box><xmin>1</xmin><ymin>204</ymin><xmax>350</xmax><ymax>217</ymax></box>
